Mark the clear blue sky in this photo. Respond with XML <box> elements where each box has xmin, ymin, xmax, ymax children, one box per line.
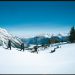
<box><xmin>0</xmin><ymin>1</ymin><xmax>75</xmax><ymax>36</ymax></box>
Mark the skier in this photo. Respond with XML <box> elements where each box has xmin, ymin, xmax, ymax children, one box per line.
<box><xmin>50</xmin><ymin>48</ymin><xmax>56</xmax><ymax>53</ymax></box>
<box><xmin>34</xmin><ymin>46</ymin><xmax>38</xmax><ymax>54</ymax></box>
<box><xmin>7</xmin><ymin>39</ymin><xmax>11</xmax><ymax>50</ymax></box>
<box><xmin>20</xmin><ymin>43</ymin><xmax>24</xmax><ymax>51</ymax></box>
<box><xmin>57</xmin><ymin>45</ymin><xmax>59</xmax><ymax>48</ymax></box>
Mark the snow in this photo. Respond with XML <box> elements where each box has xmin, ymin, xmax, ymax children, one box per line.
<box><xmin>0</xmin><ymin>43</ymin><xmax>75</xmax><ymax>74</ymax></box>
<box><xmin>0</xmin><ymin>27</ymin><xmax>22</xmax><ymax>48</ymax></box>
<box><xmin>0</xmin><ymin>27</ymin><xmax>11</xmax><ymax>37</ymax></box>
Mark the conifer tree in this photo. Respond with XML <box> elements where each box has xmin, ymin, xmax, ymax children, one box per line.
<box><xmin>69</xmin><ymin>26</ymin><xmax>75</xmax><ymax>43</ymax></box>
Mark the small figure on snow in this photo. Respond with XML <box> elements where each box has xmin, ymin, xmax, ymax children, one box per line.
<box><xmin>20</xmin><ymin>43</ymin><xmax>24</xmax><ymax>51</ymax></box>
<box><xmin>57</xmin><ymin>45</ymin><xmax>59</xmax><ymax>48</ymax></box>
<box><xmin>50</xmin><ymin>48</ymin><xmax>56</xmax><ymax>53</ymax></box>
<box><xmin>7</xmin><ymin>39</ymin><xmax>11</xmax><ymax>50</ymax></box>
<box><xmin>34</xmin><ymin>46</ymin><xmax>38</xmax><ymax>54</ymax></box>
<box><xmin>57</xmin><ymin>45</ymin><xmax>61</xmax><ymax>48</ymax></box>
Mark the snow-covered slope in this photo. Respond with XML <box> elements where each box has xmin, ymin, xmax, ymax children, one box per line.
<box><xmin>0</xmin><ymin>27</ymin><xmax>22</xmax><ymax>48</ymax></box>
<box><xmin>0</xmin><ymin>43</ymin><xmax>75</xmax><ymax>74</ymax></box>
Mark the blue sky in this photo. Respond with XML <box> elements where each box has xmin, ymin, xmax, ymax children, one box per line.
<box><xmin>0</xmin><ymin>1</ymin><xmax>75</xmax><ymax>36</ymax></box>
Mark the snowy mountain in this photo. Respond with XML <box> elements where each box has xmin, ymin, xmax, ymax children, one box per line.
<box><xmin>57</xmin><ymin>33</ymin><xmax>69</xmax><ymax>42</ymax></box>
<box><xmin>21</xmin><ymin>35</ymin><xmax>50</xmax><ymax>45</ymax></box>
<box><xmin>21</xmin><ymin>33</ymin><xmax>69</xmax><ymax>46</ymax></box>
<box><xmin>0</xmin><ymin>27</ymin><xmax>22</xmax><ymax>48</ymax></box>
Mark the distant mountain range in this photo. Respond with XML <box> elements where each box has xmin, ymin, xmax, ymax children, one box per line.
<box><xmin>21</xmin><ymin>34</ymin><xmax>69</xmax><ymax>45</ymax></box>
<box><xmin>0</xmin><ymin>27</ymin><xmax>69</xmax><ymax>48</ymax></box>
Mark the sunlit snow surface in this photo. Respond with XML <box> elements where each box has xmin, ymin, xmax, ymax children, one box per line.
<box><xmin>0</xmin><ymin>43</ymin><xmax>75</xmax><ymax>74</ymax></box>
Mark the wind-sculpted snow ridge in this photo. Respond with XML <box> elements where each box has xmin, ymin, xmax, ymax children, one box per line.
<box><xmin>0</xmin><ymin>27</ymin><xmax>22</xmax><ymax>48</ymax></box>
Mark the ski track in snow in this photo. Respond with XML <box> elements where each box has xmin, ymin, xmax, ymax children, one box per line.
<box><xmin>0</xmin><ymin>43</ymin><xmax>75</xmax><ymax>74</ymax></box>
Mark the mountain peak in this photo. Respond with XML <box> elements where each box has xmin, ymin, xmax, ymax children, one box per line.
<box><xmin>0</xmin><ymin>27</ymin><xmax>11</xmax><ymax>37</ymax></box>
<box><xmin>0</xmin><ymin>27</ymin><xmax>22</xmax><ymax>48</ymax></box>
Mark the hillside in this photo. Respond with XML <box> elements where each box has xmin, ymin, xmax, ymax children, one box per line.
<box><xmin>0</xmin><ymin>27</ymin><xmax>22</xmax><ymax>48</ymax></box>
<box><xmin>0</xmin><ymin>43</ymin><xmax>75</xmax><ymax>74</ymax></box>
